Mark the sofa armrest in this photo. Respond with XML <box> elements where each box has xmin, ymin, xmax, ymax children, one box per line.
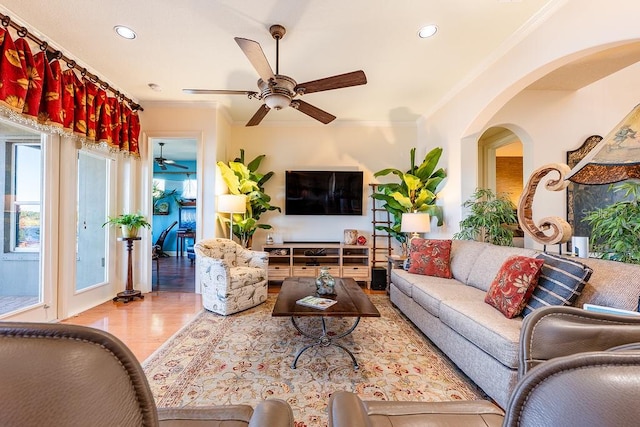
<box><xmin>158</xmin><ymin>400</ymin><xmax>293</xmax><ymax>427</ymax></box>
<box><xmin>519</xmin><ymin>305</ymin><xmax>640</xmax><ymax>377</ymax></box>
<box><xmin>328</xmin><ymin>392</ymin><xmax>504</xmax><ymax>427</ymax></box>
<box><xmin>249</xmin><ymin>399</ymin><xmax>294</xmax><ymax>427</ymax></box>
<box><xmin>158</xmin><ymin>405</ymin><xmax>254</xmax><ymax>426</ymax></box>
<box><xmin>237</xmin><ymin>247</ymin><xmax>269</xmax><ymax>269</ymax></box>
<box><xmin>328</xmin><ymin>391</ymin><xmax>372</xmax><ymax>427</ymax></box>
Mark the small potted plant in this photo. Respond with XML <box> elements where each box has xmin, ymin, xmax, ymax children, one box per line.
<box><xmin>103</xmin><ymin>212</ymin><xmax>151</xmax><ymax>238</ymax></box>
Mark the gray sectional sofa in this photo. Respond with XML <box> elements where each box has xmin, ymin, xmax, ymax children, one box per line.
<box><xmin>389</xmin><ymin>239</ymin><xmax>640</xmax><ymax>408</ymax></box>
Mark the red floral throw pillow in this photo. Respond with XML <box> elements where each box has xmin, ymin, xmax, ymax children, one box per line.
<box><xmin>484</xmin><ymin>255</ymin><xmax>544</xmax><ymax>318</ymax></box>
<box><xmin>408</xmin><ymin>239</ymin><xmax>453</xmax><ymax>279</ymax></box>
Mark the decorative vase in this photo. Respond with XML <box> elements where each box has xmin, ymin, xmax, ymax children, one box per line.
<box><xmin>121</xmin><ymin>226</ymin><xmax>139</xmax><ymax>238</ymax></box>
<box><xmin>315</xmin><ymin>267</ymin><xmax>336</xmax><ymax>295</ymax></box>
<box><xmin>344</xmin><ymin>229</ymin><xmax>357</xmax><ymax>245</ymax></box>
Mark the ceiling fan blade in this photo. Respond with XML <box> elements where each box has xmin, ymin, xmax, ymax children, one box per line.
<box><xmin>164</xmin><ymin>160</ymin><xmax>189</xmax><ymax>169</ymax></box>
<box><xmin>292</xmin><ymin>100</ymin><xmax>336</xmax><ymax>124</ymax></box>
<box><xmin>234</xmin><ymin>37</ymin><xmax>275</xmax><ymax>82</ymax></box>
<box><xmin>158</xmin><ymin>162</ymin><xmax>167</xmax><ymax>171</ymax></box>
<box><xmin>295</xmin><ymin>70</ymin><xmax>367</xmax><ymax>95</ymax></box>
<box><xmin>183</xmin><ymin>89</ymin><xmax>258</xmax><ymax>96</ymax></box>
<box><xmin>246</xmin><ymin>104</ymin><xmax>270</xmax><ymax>127</ymax></box>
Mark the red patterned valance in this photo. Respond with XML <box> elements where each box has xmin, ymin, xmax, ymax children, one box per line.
<box><xmin>0</xmin><ymin>27</ymin><xmax>140</xmax><ymax>157</ymax></box>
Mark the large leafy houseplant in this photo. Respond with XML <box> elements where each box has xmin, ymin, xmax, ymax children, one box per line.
<box><xmin>582</xmin><ymin>181</ymin><xmax>640</xmax><ymax>264</ymax></box>
<box><xmin>372</xmin><ymin>147</ymin><xmax>447</xmax><ymax>246</ymax></box>
<box><xmin>217</xmin><ymin>149</ymin><xmax>281</xmax><ymax>247</ymax></box>
<box><xmin>454</xmin><ymin>188</ymin><xmax>517</xmax><ymax>246</ymax></box>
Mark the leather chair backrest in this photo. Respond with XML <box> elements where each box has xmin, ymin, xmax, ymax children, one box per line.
<box><xmin>519</xmin><ymin>305</ymin><xmax>640</xmax><ymax>376</ymax></box>
<box><xmin>154</xmin><ymin>220</ymin><xmax>178</xmax><ymax>248</ymax></box>
<box><xmin>504</xmin><ymin>349</ymin><xmax>640</xmax><ymax>427</ymax></box>
<box><xmin>0</xmin><ymin>322</ymin><xmax>159</xmax><ymax>426</ymax></box>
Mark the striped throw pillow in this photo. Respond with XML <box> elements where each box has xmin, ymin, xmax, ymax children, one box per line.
<box><xmin>522</xmin><ymin>252</ymin><xmax>593</xmax><ymax>316</ymax></box>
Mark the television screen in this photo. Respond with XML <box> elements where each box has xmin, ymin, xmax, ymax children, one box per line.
<box><xmin>285</xmin><ymin>171</ymin><xmax>363</xmax><ymax>215</ymax></box>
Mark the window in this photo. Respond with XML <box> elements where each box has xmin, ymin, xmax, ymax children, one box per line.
<box><xmin>6</xmin><ymin>142</ymin><xmax>42</xmax><ymax>252</ymax></box>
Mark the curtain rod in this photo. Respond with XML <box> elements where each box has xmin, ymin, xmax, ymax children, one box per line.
<box><xmin>0</xmin><ymin>12</ymin><xmax>143</xmax><ymax>112</ymax></box>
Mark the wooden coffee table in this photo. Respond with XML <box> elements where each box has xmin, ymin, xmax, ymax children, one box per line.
<box><xmin>272</xmin><ymin>276</ymin><xmax>380</xmax><ymax>370</ymax></box>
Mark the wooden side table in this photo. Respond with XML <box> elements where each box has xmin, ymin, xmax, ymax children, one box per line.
<box><xmin>176</xmin><ymin>230</ymin><xmax>196</xmax><ymax>257</ymax></box>
<box><xmin>113</xmin><ymin>237</ymin><xmax>144</xmax><ymax>303</ymax></box>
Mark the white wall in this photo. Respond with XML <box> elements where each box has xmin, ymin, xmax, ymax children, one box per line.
<box><xmin>229</xmin><ymin>122</ymin><xmax>417</xmax><ymax>249</ymax></box>
<box><xmin>419</xmin><ymin>0</ymin><xmax>640</xmax><ymax>244</ymax></box>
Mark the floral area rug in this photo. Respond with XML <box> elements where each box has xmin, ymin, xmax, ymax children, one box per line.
<box><xmin>143</xmin><ymin>294</ymin><xmax>483</xmax><ymax>427</ymax></box>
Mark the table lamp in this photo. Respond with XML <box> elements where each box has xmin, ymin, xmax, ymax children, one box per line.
<box><xmin>217</xmin><ymin>194</ymin><xmax>247</xmax><ymax>240</ymax></box>
<box><xmin>401</xmin><ymin>212</ymin><xmax>431</xmax><ymax>253</ymax></box>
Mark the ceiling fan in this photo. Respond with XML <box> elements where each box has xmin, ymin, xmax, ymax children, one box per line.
<box><xmin>183</xmin><ymin>24</ymin><xmax>367</xmax><ymax>126</ymax></box>
<box><xmin>155</xmin><ymin>142</ymin><xmax>188</xmax><ymax>170</ymax></box>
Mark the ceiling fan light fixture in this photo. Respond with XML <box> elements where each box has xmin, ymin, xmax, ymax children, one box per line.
<box><xmin>418</xmin><ymin>24</ymin><xmax>438</xmax><ymax>39</ymax></box>
<box><xmin>264</xmin><ymin>93</ymin><xmax>291</xmax><ymax>110</ymax></box>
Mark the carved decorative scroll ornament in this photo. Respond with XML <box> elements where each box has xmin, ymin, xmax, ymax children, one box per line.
<box><xmin>517</xmin><ymin>163</ymin><xmax>572</xmax><ymax>245</ymax></box>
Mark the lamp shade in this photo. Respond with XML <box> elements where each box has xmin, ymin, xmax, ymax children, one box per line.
<box><xmin>401</xmin><ymin>213</ymin><xmax>431</xmax><ymax>233</ymax></box>
<box><xmin>217</xmin><ymin>194</ymin><xmax>246</xmax><ymax>213</ymax></box>
<box><xmin>567</xmin><ymin>103</ymin><xmax>640</xmax><ymax>184</ymax></box>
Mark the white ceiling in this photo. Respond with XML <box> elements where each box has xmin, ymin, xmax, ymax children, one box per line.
<box><xmin>0</xmin><ymin>0</ymin><xmax>557</xmax><ymax>127</ymax></box>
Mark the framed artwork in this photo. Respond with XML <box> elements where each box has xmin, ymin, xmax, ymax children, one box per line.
<box><xmin>153</xmin><ymin>201</ymin><xmax>170</xmax><ymax>215</ymax></box>
<box><xmin>566</xmin><ymin>134</ymin><xmax>631</xmax><ymax>250</ymax></box>
<box><xmin>179</xmin><ymin>206</ymin><xmax>196</xmax><ymax>230</ymax></box>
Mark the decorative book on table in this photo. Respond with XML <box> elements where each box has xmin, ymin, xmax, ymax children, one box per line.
<box><xmin>296</xmin><ymin>295</ymin><xmax>338</xmax><ymax>310</ymax></box>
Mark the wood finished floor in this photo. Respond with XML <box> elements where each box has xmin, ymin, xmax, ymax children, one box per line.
<box><xmin>62</xmin><ymin>256</ymin><xmax>386</xmax><ymax>362</ymax></box>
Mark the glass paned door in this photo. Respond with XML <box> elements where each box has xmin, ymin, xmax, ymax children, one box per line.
<box><xmin>0</xmin><ymin>126</ymin><xmax>44</xmax><ymax>317</ymax></box>
<box><xmin>76</xmin><ymin>152</ymin><xmax>108</xmax><ymax>291</ymax></box>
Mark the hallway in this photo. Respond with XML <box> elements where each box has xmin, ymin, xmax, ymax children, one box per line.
<box><xmin>152</xmin><ymin>256</ymin><xmax>195</xmax><ymax>293</ymax></box>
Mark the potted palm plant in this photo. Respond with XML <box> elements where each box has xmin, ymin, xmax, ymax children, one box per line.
<box><xmin>217</xmin><ymin>149</ymin><xmax>281</xmax><ymax>247</ymax></box>
<box><xmin>454</xmin><ymin>188</ymin><xmax>517</xmax><ymax>246</ymax></box>
<box><xmin>103</xmin><ymin>212</ymin><xmax>151</xmax><ymax>238</ymax></box>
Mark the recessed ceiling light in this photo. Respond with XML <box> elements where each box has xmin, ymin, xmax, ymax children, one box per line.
<box><xmin>114</xmin><ymin>25</ymin><xmax>137</xmax><ymax>40</ymax></box>
<box><xmin>148</xmin><ymin>83</ymin><xmax>162</xmax><ymax>92</ymax></box>
<box><xmin>418</xmin><ymin>24</ymin><xmax>438</xmax><ymax>39</ymax></box>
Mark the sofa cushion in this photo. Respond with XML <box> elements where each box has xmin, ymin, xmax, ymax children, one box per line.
<box><xmin>390</xmin><ymin>269</ymin><xmax>416</xmax><ymax>298</ymax></box>
<box><xmin>411</xmin><ymin>279</ymin><xmax>485</xmax><ymax>318</ymax></box>
<box><xmin>439</xmin><ymin>299</ymin><xmax>523</xmax><ymax>369</ymax></box>
<box><xmin>408</xmin><ymin>239</ymin><xmax>453</xmax><ymax>278</ymax></box>
<box><xmin>450</xmin><ymin>240</ymin><xmax>489</xmax><ymax>283</ymax></box>
<box><xmin>522</xmin><ymin>253</ymin><xmax>593</xmax><ymax>316</ymax></box>
<box><xmin>466</xmin><ymin>245</ymin><xmax>538</xmax><ymax>291</ymax></box>
<box><xmin>485</xmin><ymin>256</ymin><xmax>544</xmax><ymax>318</ymax></box>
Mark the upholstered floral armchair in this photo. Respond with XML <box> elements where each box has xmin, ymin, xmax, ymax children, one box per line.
<box><xmin>194</xmin><ymin>238</ymin><xmax>269</xmax><ymax>315</ymax></box>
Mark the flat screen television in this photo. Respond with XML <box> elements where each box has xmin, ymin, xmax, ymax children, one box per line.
<box><xmin>285</xmin><ymin>170</ymin><xmax>363</xmax><ymax>215</ymax></box>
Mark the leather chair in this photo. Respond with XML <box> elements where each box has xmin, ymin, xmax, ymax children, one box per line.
<box><xmin>0</xmin><ymin>321</ymin><xmax>294</xmax><ymax>427</ymax></box>
<box><xmin>328</xmin><ymin>305</ymin><xmax>640</xmax><ymax>427</ymax></box>
<box><xmin>194</xmin><ymin>238</ymin><xmax>269</xmax><ymax>315</ymax></box>
<box><xmin>154</xmin><ymin>220</ymin><xmax>178</xmax><ymax>257</ymax></box>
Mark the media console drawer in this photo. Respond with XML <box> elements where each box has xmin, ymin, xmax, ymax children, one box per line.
<box><xmin>268</xmin><ymin>266</ymin><xmax>291</xmax><ymax>279</ymax></box>
<box><xmin>342</xmin><ymin>266</ymin><xmax>369</xmax><ymax>279</ymax></box>
<box><xmin>293</xmin><ymin>266</ymin><xmax>317</xmax><ymax>277</ymax></box>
